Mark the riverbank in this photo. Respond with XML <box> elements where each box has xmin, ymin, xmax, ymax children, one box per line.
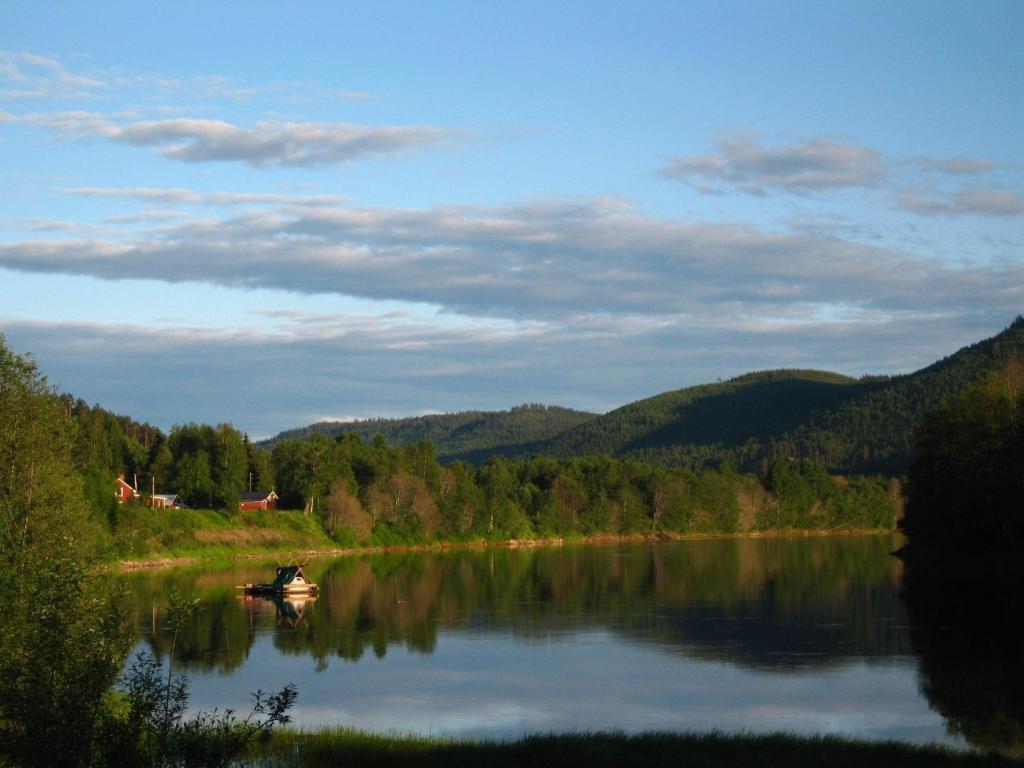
<box><xmin>248</xmin><ymin>729</ymin><xmax>1012</xmax><ymax>768</ymax></box>
<box><xmin>112</xmin><ymin>517</ymin><xmax>896</xmax><ymax>571</ymax></box>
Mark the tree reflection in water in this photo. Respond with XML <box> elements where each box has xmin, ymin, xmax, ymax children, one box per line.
<box><xmin>124</xmin><ymin>537</ymin><xmax>907</xmax><ymax>671</ymax></box>
<box><xmin>121</xmin><ymin>537</ymin><xmax>1024</xmax><ymax>752</ymax></box>
<box><xmin>902</xmin><ymin>565</ymin><xmax>1024</xmax><ymax>758</ymax></box>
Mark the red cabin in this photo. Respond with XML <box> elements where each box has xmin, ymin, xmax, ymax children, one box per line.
<box><xmin>115</xmin><ymin>474</ymin><xmax>137</xmax><ymax>504</ymax></box>
<box><xmin>239</xmin><ymin>490</ymin><xmax>278</xmax><ymax>511</ymax></box>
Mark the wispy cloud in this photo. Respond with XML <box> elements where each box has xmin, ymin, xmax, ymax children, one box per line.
<box><xmin>663</xmin><ymin>135</ymin><xmax>1023</xmax><ymax>223</ymax></box>
<box><xmin>1</xmin><ymin>198</ymin><xmax>1019</xmax><ymax>323</ymax></box>
<box><xmin>0</xmin><ymin>49</ymin><xmax>109</xmax><ymax>100</ymax></box>
<box><xmin>911</xmin><ymin>155</ymin><xmax>1009</xmax><ymax>176</ymax></box>
<box><xmin>895</xmin><ymin>187</ymin><xmax>1024</xmax><ymax>217</ymax></box>
<box><xmin>112</xmin><ymin>118</ymin><xmax>457</xmax><ymax>167</ymax></box>
<box><xmin>1</xmin><ymin>49</ymin><xmax>376</xmax><ymax>106</ymax></box>
<box><xmin>662</xmin><ymin>135</ymin><xmax>886</xmax><ymax>195</ymax></box>
<box><xmin>61</xmin><ymin>186</ymin><xmax>348</xmax><ymax>207</ymax></box>
<box><xmin>12</xmin><ymin>112</ymin><xmax>460</xmax><ymax>168</ymax></box>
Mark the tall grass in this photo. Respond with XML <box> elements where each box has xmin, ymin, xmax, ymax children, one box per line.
<box><xmin>246</xmin><ymin>730</ymin><xmax>1016</xmax><ymax>768</ymax></box>
<box><xmin>107</xmin><ymin>506</ymin><xmax>335</xmax><ymax>561</ymax></box>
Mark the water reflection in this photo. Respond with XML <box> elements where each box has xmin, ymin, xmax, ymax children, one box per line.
<box><xmin>117</xmin><ymin>536</ymin><xmax>1016</xmax><ymax>747</ymax></box>
<box><xmin>901</xmin><ymin>565</ymin><xmax>1024</xmax><ymax>758</ymax></box>
<box><xmin>124</xmin><ymin>537</ymin><xmax>907</xmax><ymax>673</ymax></box>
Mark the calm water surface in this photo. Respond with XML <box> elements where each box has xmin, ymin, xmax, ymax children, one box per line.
<box><xmin>122</xmin><ymin>537</ymin><xmax>973</xmax><ymax>746</ymax></box>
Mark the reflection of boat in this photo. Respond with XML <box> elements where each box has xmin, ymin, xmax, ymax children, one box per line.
<box><xmin>238</xmin><ymin>564</ymin><xmax>318</xmax><ymax>595</ymax></box>
<box><xmin>239</xmin><ymin>593</ymin><xmax>317</xmax><ymax>627</ymax></box>
<box><xmin>271</xmin><ymin>594</ymin><xmax>316</xmax><ymax>626</ymax></box>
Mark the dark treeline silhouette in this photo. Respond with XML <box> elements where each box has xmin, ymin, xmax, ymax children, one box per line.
<box><xmin>902</xmin><ymin>566</ymin><xmax>1024</xmax><ymax>758</ymax></box>
<box><xmin>898</xmin><ymin>358</ymin><xmax>1024</xmax><ymax>758</ymax></box>
<box><xmin>902</xmin><ymin>358</ymin><xmax>1024</xmax><ymax>564</ymax></box>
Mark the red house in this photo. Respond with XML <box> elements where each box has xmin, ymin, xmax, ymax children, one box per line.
<box><xmin>239</xmin><ymin>490</ymin><xmax>278</xmax><ymax>511</ymax></box>
<box><xmin>115</xmin><ymin>474</ymin><xmax>138</xmax><ymax>504</ymax></box>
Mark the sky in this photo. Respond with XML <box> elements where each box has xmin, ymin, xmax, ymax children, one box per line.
<box><xmin>1</xmin><ymin>1</ymin><xmax>1022</xmax><ymax>437</ymax></box>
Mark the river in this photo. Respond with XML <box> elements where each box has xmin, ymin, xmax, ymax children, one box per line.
<box><xmin>119</xmin><ymin>535</ymin><xmax>1013</xmax><ymax>750</ymax></box>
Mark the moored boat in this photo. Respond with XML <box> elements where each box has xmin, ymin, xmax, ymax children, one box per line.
<box><xmin>239</xmin><ymin>563</ymin><xmax>318</xmax><ymax>595</ymax></box>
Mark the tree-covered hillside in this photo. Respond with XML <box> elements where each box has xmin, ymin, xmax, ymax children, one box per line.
<box><xmin>260</xmin><ymin>404</ymin><xmax>596</xmax><ymax>461</ymax></box>
<box><xmin>262</xmin><ymin>319</ymin><xmax>1024</xmax><ymax>475</ymax></box>
<box><xmin>533</xmin><ymin>318</ymin><xmax>1024</xmax><ymax>475</ymax></box>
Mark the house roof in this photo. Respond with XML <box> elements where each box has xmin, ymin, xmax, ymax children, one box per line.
<box><xmin>240</xmin><ymin>491</ymin><xmax>278</xmax><ymax>502</ymax></box>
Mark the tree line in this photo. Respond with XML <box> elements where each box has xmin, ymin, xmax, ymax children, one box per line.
<box><xmin>70</xmin><ymin>390</ymin><xmax>900</xmax><ymax>546</ymax></box>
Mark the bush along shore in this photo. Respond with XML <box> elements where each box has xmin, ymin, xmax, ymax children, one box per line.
<box><xmin>249</xmin><ymin>729</ymin><xmax>1011</xmax><ymax>768</ymax></box>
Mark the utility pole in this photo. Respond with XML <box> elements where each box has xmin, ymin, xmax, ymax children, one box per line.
<box><xmin>249</xmin><ymin>472</ymin><xmax>254</xmax><ymax>492</ymax></box>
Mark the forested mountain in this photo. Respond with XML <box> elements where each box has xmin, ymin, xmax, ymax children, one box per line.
<box><xmin>535</xmin><ymin>318</ymin><xmax>1024</xmax><ymax>474</ymax></box>
<box><xmin>267</xmin><ymin>318</ymin><xmax>1024</xmax><ymax>476</ymax></box>
<box><xmin>260</xmin><ymin>404</ymin><xmax>596</xmax><ymax>460</ymax></box>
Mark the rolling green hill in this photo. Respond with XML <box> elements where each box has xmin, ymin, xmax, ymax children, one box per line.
<box><xmin>266</xmin><ymin>318</ymin><xmax>1024</xmax><ymax>475</ymax></box>
<box><xmin>259</xmin><ymin>404</ymin><xmax>597</xmax><ymax>460</ymax></box>
<box><xmin>536</xmin><ymin>317</ymin><xmax>1024</xmax><ymax>474</ymax></box>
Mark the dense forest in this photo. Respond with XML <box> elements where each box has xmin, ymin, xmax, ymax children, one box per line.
<box><xmin>49</xmin><ymin>356</ymin><xmax>901</xmax><ymax>547</ymax></box>
<box><xmin>265</xmin><ymin>318</ymin><xmax>1024</xmax><ymax>476</ymax></box>
<box><xmin>901</xmin><ymin>359</ymin><xmax>1024</xmax><ymax>563</ymax></box>
<box><xmin>48</xmin><ymin>320</ymin><xmax>1024</xmax><ymax>552</ymax></box>
<box><xmin>261</xmin><ymin>404</ymin><xmax>596</xmax><ymax>457</ymax></box>
<box><xmin>70</xmin><ymin>398</ymin><xmax>901</xmax><ymax>549</ymax></box>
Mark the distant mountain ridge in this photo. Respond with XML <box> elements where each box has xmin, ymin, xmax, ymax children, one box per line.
<box><xmin>265</xmin><ymin>318</ymin><xmax>1024</xmax><ymax>475</ymax></box>
<box><xmin>258</xmin><ymin>404</ymin><xmax>597</xmax><ymax>460</ymax></box>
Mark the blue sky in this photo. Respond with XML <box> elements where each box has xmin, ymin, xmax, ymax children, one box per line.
<box><xmin>1</xmin><ymin>1</ymin><xmax>1022</xmax><ymax>436</ymax></box>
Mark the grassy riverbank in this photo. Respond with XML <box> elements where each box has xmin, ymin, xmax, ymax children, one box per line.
<box><xmin>108</xmin><ymin>506</ymin><xmax>895</xmax><ymax>569</ymax></box>
<box><xmin>249</xmin><ymin>730</ymin><xmax>1016</xmax><ymax>768</ymax></box>
<box><xmin>106</xmin><ymin>507</ymin><xmax>336</xmax><ymax>563</ymax></box>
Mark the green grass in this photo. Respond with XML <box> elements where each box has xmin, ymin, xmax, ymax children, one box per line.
<box><xmin>246</xmin><ymin>730</ymin><xmax>1018</xmax><ymax>768</ymax></box>
<box><xmin>105</xmin><ymin>506</ymin><xmax>337</xmax><ymax>563</ymax></box>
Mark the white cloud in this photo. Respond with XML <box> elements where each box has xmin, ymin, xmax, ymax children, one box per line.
<box><xmin>10</xmin><ymin>111</ymin><xmax>459</xmax><ymax>168</ymax></box>
<box><xmin>114</xmin><ymin>118</ymin><xmax>458</xmax><ymax>167</ymax></box>
<box><xmin>60</xmin><ymin>186</ymin><xmax>348</xmax><ymax>207</ymax></box>
<box><xmin>895</xmin><ymin>187</ymin><xmax>1024</xmax><ymax>217</ymax></box>
<box><xmin>0</xmin><ymin>49</ymin><xmax>110</xmax><ymax>100</ymax></box>
<box><xmin>0</xmin><ymin>198</ymin><xmax>1019</xmax><ymax>324</ymax></box>
<box><xmin>911</xmin><ymin>155</ymin><xmax>1008</xmax><ymax>176</ymax></box>
<box><xmin>663</xmin><ymin>135</ymin><xmax>886</xmax><ymax>194</ymax></box>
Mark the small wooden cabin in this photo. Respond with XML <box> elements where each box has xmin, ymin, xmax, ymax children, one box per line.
<box><xmin>115</xmin><ymin>474</ymin><xmax>137</xmax><ymax>504</ymax></box>
<box><xmin>150</xmin><ymin>493</ymin><xmax>184</xmax><ymax>509</ymax></box>
<box><xmin>239</xmin><ymin>490</ymin><xmax>278</xmax><ymax>511</ymax></box>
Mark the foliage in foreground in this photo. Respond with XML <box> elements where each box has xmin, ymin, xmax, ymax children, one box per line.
<box><xmin>250</xmin><ymin>729</ymin><xmax>1018</xmax><ymax>768</ymax></box>
<box><xmin>0</xmin><ymin>335</ymin><xmax>131</xmax><ymax>766</ymax></box>
<box><xmin>102</xmin><ymin>652</ymin><xmax>295</xmax><ymax>768</ymax></box>
<box><xmin>0</xmin><ymin>336</ymin><xmax>297</xmax><ymax>767</ymax></box>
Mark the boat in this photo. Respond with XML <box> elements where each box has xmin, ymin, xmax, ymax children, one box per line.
<box><xmin>238</xmin><ymin>563</ymin><xmax>318</xmax><ymax>595</ymax></box>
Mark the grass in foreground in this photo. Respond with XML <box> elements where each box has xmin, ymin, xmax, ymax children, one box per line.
<box><xmin>249</xmin><ymin>730</ymin><xmax>1021</xmax><ymax>767</ymax></box>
